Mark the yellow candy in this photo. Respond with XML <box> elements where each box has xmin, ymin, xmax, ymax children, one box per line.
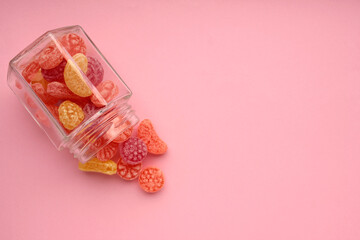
<box><xmin>78</xmin><ymin>158</ymin><xmax>117</xmax><ymax>175</ymax></box>
<box><xmin>64</xmin><ymin>53</ymin><xmax>92</xmax><ymax>97</ymax></box>
<box><xmin>58</xmin><ymin>100</ymin><xmax>84</xmax><ymax>130</ymax></box>
<box><xmin>30</xmin><ymin>70</ymin><xmax>48</xmax><ymax>89</ymax></box>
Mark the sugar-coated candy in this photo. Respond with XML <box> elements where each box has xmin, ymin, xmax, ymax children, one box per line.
<box><xmin>31</xmin><ymin>83</ymin><xmax>58</xmax><ymax>105</ymax></box>
<box><xmin>58</xmin><ymin>100</ymin><xmax>85</xmax><ymax>130</ymax></box>
<box><xmin>47</xmin><ymin>82</ymin><xmax>86</xmax><ymax>101</ymax></box>
<box><xmin>120</xmin><ymin>137</ymin><xmax>147</xmax><ymax>165</ymax></box>
<box><xmin>86</xmin><ymin>57</ymin><xmax>104</xmax><ymax>86</ymax></box>
<box><xmin>30</xmin><ymin>70</ymin><xmax>48</xmax><ymax>89</ymax></box>
<box><xmin>138</xmin><ymin>167</ymin><xmax>165</xmax><ymax>193</ymax></box>
<box><xmin>82</xmin><ymin>103</ymin><xmax>99</xmax><ymax>119</ymax></box>
<box><xmin>113</xmin><ymin>126</ymin><xmax>133</xmax><ymax>143</ymax></box>
<box><xmin>117</xmin><ymin>157</ymin><xmax>142</xmax><ymax>180</ymax></box>
<box><xmin>78</xmin><ymin>157</ymin><xmax>117</xmax><ymax>175</ymax></box>
<box><xmin>90</xmin><ymin>80</ymin><xmax>119</xmax><ymax>107</ymax></box>
<box><xmin>41</xmin><ymin>60</ymin><xmax>66</xmax><ymax>82</ymax></box>
<box><xmin>60</xmin><ymin>33</ymin><xmax>86</xmax><ymax>56</ymax></box>
<box><xmin>137</xmin><ymin>119</ymin><xmax>167</xmax><ymax>154</ymax></box>
<box><xmin>38</xmin><ymin>43</ymin><xmax>63</xmax><ymax>69</ymax></box>
<box><xmin>64</xmin><ymin>53</ymin><xmax>92</xmax><ymax>97</ymax></box>
<box><xmin>22</xmin><ymin>61</ymin><xmax>40</xmax><ymax>83</ymax></box>
<box><xmin>96</xmin><ymin>142</ymin><xmax>118</xmax><ymax>161</ymax></box>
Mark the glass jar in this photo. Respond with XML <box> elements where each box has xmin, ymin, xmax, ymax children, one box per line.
<box><xmin>7</xmin><ymin>25</ymin><xmax>139</xmax><ymax>163</ymax></box>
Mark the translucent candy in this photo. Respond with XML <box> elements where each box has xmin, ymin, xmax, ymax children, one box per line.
<box><xmin>38</xmin><ymin>43</ymin><xmax>63</xmax><ymax>69</ymax></box>
<box><xmin>22</xmin><ymin>61</ymin><xmax>40</xmax><ymax>83</ymax></box>
<box><xmin>137</xmin><ymin>119</ymin><xmax>167</xmax><ymax>154</ymax></box>
<box><xmin>41</xmin><ymin>60</ymin><xmax>66</xmax><ymax>82</ymax></box>
<box><xmin>113</xmin><ymin>126</ymin><xmax>133</xmax><ymax>143</ymax></box>
<box><xmin>64</xmin><ymin>53</ymin><xmax>91</xmax><ymax>97</ymax></box>
<box><xmin>96</xmin><ymin>142</ymin><xmax>119</xmax><ymax>161</ymax></box>
<box><xmin>31</xmin><ymin>83</ymin><xmax>57</xmax><ymax>105</ymax></box>
<box><xmin>47</xmin><ymin>81</ymin><xmax>87</xmax><ymax>101</ymax></box>
<box><xmin>138</xmin><ymin>167</ymin><xmax>165</xmax><ymax>193</ymax></box>
<box><xmin>120</xmin><ymin>137</ymin><xmax>147</xmax><ymax>165</ymax></box>
<box><xmin>58</xmin><ymin>100</ymin><xmax>85</xmax><ymax>130</ymax></box>
<box><xmin>82</xmin><ymin>103</ymin><xmax>99</xmax><ymax>119</ymax></box>
<box><xmin>60</xmin><ymin>33</ymin><xmax>86</xmax><ymax>56</ymax></box>
<box><xmin>90</xmin><ymin>80</ymin><xmax>119</xmax><ymax>107</ymax></box>
<box><xmin>78</xmin><ymin>157</ymin><xmax>117</xmax><ymax>175</ymax></box>
<box><xmin>117</xmin><ymin>157</ymin><xmax>142</xmax><ymax>180</ymax></box>
<box><xmin>30</xmin><ymin>70</ymin><xmax>48</xmax><ymax>89</ymax></box>
<box><xmin>86</xmin><ymin>57</ymin><xmax>104</xmax><ymax>86</ymax></box>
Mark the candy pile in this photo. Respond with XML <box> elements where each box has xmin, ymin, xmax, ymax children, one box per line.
<box><xmin>20</xmin><ymin>32</ymin><xmax>167</xmax><ymax>193</ymax></box>
<box><xmin>79</xmin><ymin>119</ymin><xmax>167</xmax><ymax>193</ymax></box>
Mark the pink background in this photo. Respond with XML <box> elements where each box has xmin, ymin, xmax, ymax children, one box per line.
<box><xmin>1</xmin><ymin>1</ymin><xmax>360</xmax><ymax>239</ymax></box>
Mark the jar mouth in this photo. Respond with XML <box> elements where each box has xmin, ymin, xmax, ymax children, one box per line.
<box><xmin>61</xmin><ymin>97</ymin><xmax>138</xmax><ymax>163</ymax></box>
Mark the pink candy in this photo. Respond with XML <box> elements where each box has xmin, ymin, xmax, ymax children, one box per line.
<box><xmin>120</xmin><ymin>137</ymin><xmax>148</xmax><ymax>165</ymax></box>
<box><xmin>41</xmin><ymin>60</ymin><xmax>66</xmax><ymax>82</ymax></box>
<box><xmin>86</xmin><ymin>57</ymin><xmax>104</xmax><ymax>86</ymax></box>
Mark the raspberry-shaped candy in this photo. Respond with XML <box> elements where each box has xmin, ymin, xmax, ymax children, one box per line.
<box><xmin>60</xmin><ymin>33</ymin><xmax>86</xmax><ymax>56</ymax></box>
<box><xmin>86</xmin><ymin>57</ymin><xmax>104</xmax><ymax>86</ymax></box>
<box><xmin>90</xmin><ymin>80</ymin><xmax>119</xmax><ymax>107</ymax></box>
<box><xmin>117</xmin><ymin>157</ymin><xmax>142</xmax><ymax>180</ymax></box>
<box><xmin>58</xmin><ymin>100</ymin><xmax>85</xmax><ymax>130</ymax></box>
<box><xmin>137</xmin><ymin>119</ymin><xmax>167</xmax><ymax>154</ymax></box>
<box><xmin>22</xmin><ymin>61</ymin><xmax>40</xmax><ymax>83</ymax></box>
<box><xmin>41</xmin><ymin>60</ymin><xmax>66</xmax><ymax>82</ymax></box>
<box><xmin>38</xmin><ymin>43</ymin><xmax>64</xmax><ymax>69</ymax></box>
<box><xmin>96</xmin><ymin>142</ymin><xmax>119</xmax><ymax>161</ymax></box>
<box><xmin>120</xmin><ymin>137</ymin><xmax>147</xmax><ymax>165</ymax></box>
<box><xmin>64</xmin><ymin>53</ymin><xmax>91</xmax><ymax>97</ymax></box>
<box><xmin>138</xmin><ymin>167</ymin><xmax>165</xmax><ymax>193</ymax></box>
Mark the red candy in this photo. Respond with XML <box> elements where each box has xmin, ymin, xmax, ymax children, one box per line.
<box><xmin>90</xmin><ymin>80</ymin><xmax>119</xmax><ymax>107</ymax></box>
<box><xmin>46</xmin><ymin>104</ymin><xmax>59</xmax><ymax>122</ymax></box>
<box><xmin>138</xmin><ymin>167</ymin><xmax>165</xmax><ymax>193</ymax></box>
<box><xmin>96</xmin><ymin>142</ymin><xmax>119</xmax><ymax>161</ymax></box>
<box><xmin>47</xmin><ymin>81</ymin><xmax>86</xmax><ymax>101</ymax></box>
<box><xmin>120</xmin><ymin>137</ymin><xmax>147</xmax><ymax>165</ymax></box>
<box><xmin>86</xmin><ymin>57</ymin><xmax>104</xmax><ymax>86</ymax></box>
<box><xmin>82</xmin><ymin>103</ymin><xmax>99</xmax><ymax>119</ymax></box>
<box><xmin>117</xmin><ymin>157</ymin><xmax>142</xmax><ymax>180</ymax></box>
<box><xmin>60</xmin><ymin>33</ymin><xmax>86</xmax><ymax>56</ymax></box>
<box><xmin>22</xmin><ymin>61</ymin><xmax>40</xmax><ymax>83</ymax></box>
<box><xmin>41</xmin><ymin>60</ymin><xmax>66</xmax><ymax>82</ymax></box>
<box><xmin>38</xmin><ymin>43</ymin><xmax>64</xmax><ymax>69</ymax></box>
<box><xmin>138</xmin><ymin>119</ymin><xmax>168</xmax><ymax>155</ymax></box>
<box><xmin>31</xmin><ymin>83</ymin><xmax>57</xmax><ymax>105</ymax></box>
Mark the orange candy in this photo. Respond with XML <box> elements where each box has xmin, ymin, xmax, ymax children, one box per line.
<box><xmin>58</xmin><ymin>100</ymin><xmax>85</xmax><ymax>130</ymax></box>
<box><xmin>96</xmin><ymin>142</ymin><xmax>119</xmax><ymax>161</ymax></box>
<box><xmin>64</xmin><ymin>53</ymin><xmax>91</xmax><ymax>97</ymax></box>
<box><xmin>78</xmin><ymin>158</ymin><xmax>117</xmax><ymax>175</ymax></box>
<box><xmin>137</xmin><ymin>119</ymin><xmax>167</xmax><ymax>154</ymax></box>
<box><xmin>117</xmin><ymin>157</ymin><xmax>142</xmax><ymax>180</ymax></box>
<box><xmin>138</xmin><ymin>167</ymin><xmax>165</xmax><ymax>193</ymax></box>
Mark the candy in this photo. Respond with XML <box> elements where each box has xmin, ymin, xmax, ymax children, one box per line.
<box><xmin>46</xmin><ymin>104</ymin><xmax>59</xmax><ymax>122</ymax></box>
<box><xmin>38</xmin><ymin>43</ymin><xmax>63</xmax><ymax>69</ymax></box>
<box><xmin>41</xmin><ymin>60</ymin><xmax>66</xmax><ymax>82</ymax></box>
<box><xmin>82</xmin><ymin>103</ymin><xmax>99</xmax><ymax>119</ymax></box>
<box><xmin>78</xmin><ymin>157</ymin><xmax>117</xmax><ymax>175</ymax></box>
<box><xmin>58</xmin><ymin>100</ymin><xmax>85</xmax><ymax>130</ymax></box>
<box><xmin>22</xmin><ymin>61</ymin><xmax>40</xmax><ymax>83</ymax></box>
<box><xmin>117</xmin><ymin>157</ymin><xmax>142</xmax><ymax>180</ymax></box>
<box><xmin>96</xmin><ymin>142</ymin><xmax>118</xmax><ymax>161</ymax></box>
<box><xmin>120</xmin><ymin>137</ymin><xmax>147</xmax><ymax>165</ymax></box>
<box><xmin>64</xmin><ymin>53</ymin><xmax>92</xmax><ymax>97</ymax></box>
<box><xmin>138</xmin><ymin>167</ymin><xmax>165</xmax><ymax>193</ymax></box>
<box><xmin>30</xmin><ymin>70</ymin><xmax>48</xmax><ymax>89</ymax></box>
<box><xmin>137</xmin><ymin>119</ymin><xmax>167</xmax><ymax>154</ymax></box>
<box><xmin>86</xmin><ymin>57</ymin><xmax>104</xmax><ymax>86</ymax></box>
<box><xmin>90</xmin><ymin>80</ymin><xmax>119</xmax><ymax>107</ymax></box>
<box><xmin>47</xmin><ymin>81</ymin><xmax>86</xmax><ymax>101</ymax></box>
<box><xmin>60</xmin><ymin>33</ymin><xmax>86</xmax><ymax>56</ymax></box>
<box><xmin>113</xmin><ymin>126</ymin><xmax>133</xmax><ymax>143</ymax></box>
<box><xmin>31</xmin><ymin>83</ymin><xmax>57</xmax><ymax>105</ymax></box>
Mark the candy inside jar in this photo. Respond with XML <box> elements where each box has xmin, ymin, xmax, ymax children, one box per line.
<box><xmin>7</xmin><ymin>25</ymin><xmax>138</xmax><ymax>163</ymax></box>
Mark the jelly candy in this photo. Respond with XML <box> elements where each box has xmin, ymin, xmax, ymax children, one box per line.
<box><xmin>90</xmin><ymin>80</ymin><xmax>119</xmax><ymax>107</ymax></box>
<box><xmin>31</xmin><ymin>83</ymin><xmax>57</xmax><ymax>105</ymax></box>
<box><xmin>41</xmin><ymin>60</ymin><xmax>66</xmax><ymax>82</ymax></box>
<box><xmin>113</xmin><ymin>126</ymin><xmax>133</xmax><ymax>143</ymax></box>
<box><xmin>22</xmin><ymin>61</ymin><xmax>40</xmax><ymax>83</ymax></box>
<box><xmin>117</xmin><ymin>157</ymin><xmax>142</xmax><ymax>180</ymax></box>
<box><xmin>60</xmin><ymin>33</ymin><xmax>86</xmax><ymax>56</ymax></box>
<box><xmin>78</xmin><ymin>157</ymin><xmax>117</xmax><ymax>175</ymax></box>
<box><xmin>38</xmin><ymin>43</ymin><xmax>63</xmax><ymax>69</ymax></box>
<box><xmin>47</xmin><ymin>82</ymin><xmax>86</xmax><ymax>101</ymax></box>
<box><xmin>138</xmin><ymin>167</ymin><xmax>165</xmax><ymax>193</ymax></box>
<box><xmin>64</xmin><ymin>53</ymin><xmax>92</xmax><ymax>97</ymax></box>
<box><xmin>82</xmin><ymin>103</ymin><xmax>99</xmax><ymax>119</ymax></box>
<box><xmin>87</xmin><ymin>57</ymin><xmax>104</xmax><ymax>86</ymax></box>
<box><xmin>58</xmin><ymin>100</ymin><xmax>85</xmax><ymax>130</ymax></box>
<box><xmin>137</xmin><ymin>119</ymin><xmax>167</xmax><ymax>154</ymax></box>
<box><xmin>120</xmin><ymin>137</ymin><xmax>147</xmax><ymax>165</ymax></box>
<box><xmin>96</xmin><ymin>142</ymin><xmax>118</xmax><ymax>161</ymax></box>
